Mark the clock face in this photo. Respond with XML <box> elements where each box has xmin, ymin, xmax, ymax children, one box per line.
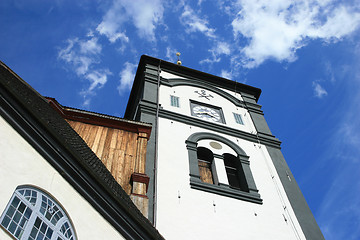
<box><xmin>191</xmin><ymin>104</ymin><xmax>223</xmax><ymax>123</ymax></box>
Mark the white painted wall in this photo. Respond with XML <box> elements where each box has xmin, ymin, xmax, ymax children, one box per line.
<box><xmin>0</xmin><ymin>116</ymin><xmax>125</xmax><ymax>240</ymax></box>
<box><xmin>159</xmin><ymin>84</ymin><xmax>257</xmax><ymax>134</ymax></box>
<box><xmin>155</xmin><ymin>78</ymin><xmax>306</xmax><ymax>239</ymax></box>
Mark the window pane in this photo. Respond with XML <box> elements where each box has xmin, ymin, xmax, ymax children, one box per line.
<box><xmin>30</xmin><ymin>226</ymin><xmax>38</xmax><ymax>238</ymax></box>
<box><xmin>7</xmin><ymin>206</ymin><xmax>16</xmax><ymax>217</ymax></box>
<box><xmin>9</xmin><ymin>221</ymin><xmax>17</xmax><ymax>233</ymax></box>
<box><xmin>37</xmin><ymin>231</ymin><xmax>44</xmax><ymax>240</ymax></box>
<box><xmin>19</xmin><ymin>217</ymin><xmax>27</xmax><ymax>227</ymax></box>
<box><xmin>12</xmin><ymin>197</ymin><xmax>20</xmax><ymax>207</ymax></box>
<box><xmin>226</xmin><ymin>168</ymin><xmax>241</xmax><ymax>189</ymax></box>
<box><xmin>18</xmin><ymin>202</ymin><xmax>26</xmax><ymax>213</ymax></box>
<box><xmin>34</xmin><ymin>217</ymin><xmax>41</xmax><ymax>228</ymax></box>
<box><xmin>233</xmin><ymin>113</ymin><xmax>244</xmax><ymax>125</ymax></box>
<box><xmin>25</xmin><ymin>208</ymin><xmax>32</xmax><ymax>219</ymax></box>
<box><xmin>15</xmin><ymin>227</ymin><xmax>23</xmax><ymax>238</ymax></box>
<box><xmin>40</xmin><ymin>222</ymin><xmax>47</xmax><ymax>233</ymax></box>
<box><xmin>46</xmin><ymin>228</ymin><xmax>53</xmax><ymax>238</ymax></box>
<box><xmin>1</xmin><ymin>216</ymin><xmax>11</xmax><ymax>228</ymax></box>
<box><xmin>13</xmin><ymin>212</ymin><xmax>21</xmax><ymax>223</ymax></box>
<box><xmin>170</xmin><ymin>95</ymin><xmax>179</xmax><ymax>107</ymax></box>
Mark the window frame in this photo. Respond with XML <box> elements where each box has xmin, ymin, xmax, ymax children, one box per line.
<box><xmin>0</xmin><ymin>186</ymin><xmax>77</xmax><ymax>240</ymax></box>
<box><xmin>233</xmin><ymin>113</ymin><xmax>244</xmax><ymax>125</ymax></box>
<box><xmin>185</xmin><ymin>132</ymin><xmax>262</xmax><ymax>204</ymax></box>
<box><xmin>170</xmin><ymin>95</ymin><xmax>180</xmax><ymax>108</ymax></box>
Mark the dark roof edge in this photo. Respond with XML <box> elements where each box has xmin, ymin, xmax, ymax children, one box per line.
<box><xmin>145</xmin><ymin>55</ymin><xmax>261</xmax><ymax>98</ymax></box>
<box><xmin>124</xmin><ymin>55</ymin><xmax>262</xmax><ymax>119</ymax></box>
<box><xmin>46</xmin><ymin>97</ymin><xmax>152</xmax><ymax>140</ymax></box>
<box><xmin>0</xmin><ymin>61</ymin><xmax>163</xmax><ymax>240</ymax></box>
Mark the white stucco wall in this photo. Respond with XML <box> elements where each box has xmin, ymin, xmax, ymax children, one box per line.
<box><xmin>0</xmin><ymin>116</ymin><xmax>125</xmax><ymax>240</ymax></box>
<box><xmin>160</xmin><ymin>84</ymin><xmax>257</xmax><ymax>134</ymax></box>
<box><xmin>155</xmin><ymin>79</ymin><xmax>306</xmax><ymax>239</ymax></box>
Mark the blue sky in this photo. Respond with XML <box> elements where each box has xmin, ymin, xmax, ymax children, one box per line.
<box><xmin>1</xmin><ymin>0</ymin><xmax>360</xmax><ymax>239</ymax></box>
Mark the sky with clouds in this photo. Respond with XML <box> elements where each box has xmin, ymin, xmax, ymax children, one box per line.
<box><xmin>1</xmin><ymin>0</ymin><xmax>360</xmax><ymax>239</ymax></box>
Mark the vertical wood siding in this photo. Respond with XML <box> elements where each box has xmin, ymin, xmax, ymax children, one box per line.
<box><xmin>67</xmin><ymin>120</ymin><xmax>141</xmax><ymax>195</ymax></box>
<box><xmin>198</xmin><ymin>160</ymin><xmax>214</xmax><ymax>184</ymax></box>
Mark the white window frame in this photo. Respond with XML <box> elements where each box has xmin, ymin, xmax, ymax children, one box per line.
<box><xmin>233</xmin><ymin>113</ymin><xmax>244</xmax><ymax>125</ymax></box>
<box><xmin>0</xmin><ymin>186</ymin><xmax>76</xmax><ymax>240</ymax></box>
<box><xmin>170</xmin><ymin>95</ymin><xmax>180</xmax><ymax>108</ymax></box>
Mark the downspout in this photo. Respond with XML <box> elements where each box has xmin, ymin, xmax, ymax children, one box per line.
<box><xmin>153</xmin><ymin>60</ymin><xmax>162</xmax><ymax>226</ymax></box>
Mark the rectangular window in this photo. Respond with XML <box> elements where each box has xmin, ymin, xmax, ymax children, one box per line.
<box><xmin>233</xmin><ymin>113</ymin><xmax>244</xmax><ymax>125</ymax></box>
<box><xmin>170</xmin><ymin>95</ymin><xmax>180</xmax><ymax>107</ymax></box>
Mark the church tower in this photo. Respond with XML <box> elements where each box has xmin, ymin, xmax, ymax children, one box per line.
<box><xmin>125</xmin><ymin>55</ymin><xmax>324</xmax><ymax>240</ymax></box>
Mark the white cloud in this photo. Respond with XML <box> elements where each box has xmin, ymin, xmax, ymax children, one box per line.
<box><xmin>96</xmin><ymin>2</ymin><xmax>128</xmax><ymax>43</ymax></box>
<box><xmin>58</xmin><ymin>35</ymin><xmax>112</xmax><ymax>106</ymax></box>
<box><xmin>200</xmin><ymin>41</ymin><xmax>231</xmax><ymax>64</ymax></box>
<box><xmin>58</xmin><ymin>38</ymin><xmax>99</xmax><ymax>76</ymax></box>
<box><xmin>118</xmin><ymin>62</ymin><xmax>137</xmax><ymax>93</ymax></box>
<box><xmin>97</xmin><ymin>0</ymin><xmax>164</xmax><ymax>42</ymax></box>
<box><xmin>180</xmin><ymin>5</ymin><xmax>216</xmax><ymax>38</ymax></box>
<box><xmin>324</xmin><ymin>61</ymin><xmax>336</xmax><ymax>83</ymax></box>
<box><xmin>312</xmin><ymin>81</ymin><xmax>328</xmax><ymax>98</ymax></box>
<box><xmin>220</xmin><ymin>70</ymin><xmax>232</xmax><ymax>79</ymax></box>
<box><xmin>85</xmin><ymin>69</ymin><xmax>112</xmax><ymax>93</ymax></box>
<box><xmin>165</xmin><ymin>47</ymin><xmax>178</xmax><ymax>63</ymax></box>
<box><xmin>80</xmin><ymin>37</ymin><xmax>102</xmax><ymax>55</ymax></box>
<box><xmin>232</xmin><ymin>0</ymin><xmax>360</xmax><ymax>68</ymax></box>
<box><xmin>215</xmin><ymin>42</ymin><xmax>231</xmax><ymax>55</ymax></box>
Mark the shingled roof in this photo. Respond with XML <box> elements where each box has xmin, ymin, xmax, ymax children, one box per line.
<box><xmin>0</xmin><ymin>61</ymin><xmax>164</xmax><ymax>240</ymax></box>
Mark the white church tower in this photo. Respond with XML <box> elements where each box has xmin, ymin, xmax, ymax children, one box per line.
<box><xmin>125</xmin><ymin>55</ymin><xmax>324</xmax><ymax>240</ymax></box>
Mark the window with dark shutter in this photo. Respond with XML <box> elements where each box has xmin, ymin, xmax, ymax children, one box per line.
<box><xmin>224</xmin><ymin>153</ymin><xmax>249</xmax><ymax>192</ymax></box>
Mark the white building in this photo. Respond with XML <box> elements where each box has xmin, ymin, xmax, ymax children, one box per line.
<box><xmin>0</xmin><ymin>55</ymin><xmax>324</xmax><ymax>239</ymax></box>
<box><xmin>125</xmin><ymin>55</ymin><xmax>324</xmax><ymax>240</ymax></box>
<box><xmin>0</xmin><ymin>61</ymin><xmax>162</xmax><ymax>240</ymax></box>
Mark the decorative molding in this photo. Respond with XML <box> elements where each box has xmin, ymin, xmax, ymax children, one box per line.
<box><xmin>131</xmin><ymin>173</ymin><xmax>150</xmax><ymax>193</ymax></box>
<box><xmin>190</xmin><ymin>180</ymin><xmax>262</xmax><ymax>204</ymax></box>
<box><xmin>130</xmin><ymin>193</ymin><xmax>149</xmax><ymax>199</ymax></box>
<box><xmin>152</xmin><ymin>104</ymin><xmax>282</xmax><ymax>149</ymax></box>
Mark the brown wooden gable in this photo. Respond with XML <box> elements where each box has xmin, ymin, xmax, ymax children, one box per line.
<box><xmin>46</xmin><ymin>97</ymin><xmax>151</xmax><ymax>217</ymax></box>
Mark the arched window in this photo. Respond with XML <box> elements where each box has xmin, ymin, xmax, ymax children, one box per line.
<box><xmin>0</xmin><ymin>186</ymin><xmax>76</xmax><ymax>240</ymax></box>
<box><xmin>197</xmin><ymin>147</ymin><xmax>214</xmax><ymax>184</ymax></box>
<box><xmin>186</xmin><ymin>132</ymin><xmax>262</xmax><ymax>204</ymax></box>
<box><xmin>224</xmin><ymin>153</ymin><xmax>249</xmax><ymax>192</ymax></box>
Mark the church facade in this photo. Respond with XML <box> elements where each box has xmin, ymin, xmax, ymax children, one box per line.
<box><xmin>125</xmin><ymin>55</ymin><xmax>324</xmax><ymax>239</ymax></box>
<box><xmin>0</xmin><ymin>56</ymin><xmax>324</xmax><ymax>239</ymax></box>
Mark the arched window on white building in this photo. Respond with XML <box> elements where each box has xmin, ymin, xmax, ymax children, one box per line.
<box><xmin>0</xmin><ymin>186</ymin><xmax>76</xmax><ymax>240</ymax></box>
<box><xmin>186</xmin><ymin>132</ymin><xmax>262</xmax><ymax>204</ymax></box>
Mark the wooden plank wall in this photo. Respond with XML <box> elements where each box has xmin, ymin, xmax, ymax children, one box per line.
<box><xmin>67</xmin><ymin>120</ymin><xmax>139</xmax><ymax>195</ymax></box>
